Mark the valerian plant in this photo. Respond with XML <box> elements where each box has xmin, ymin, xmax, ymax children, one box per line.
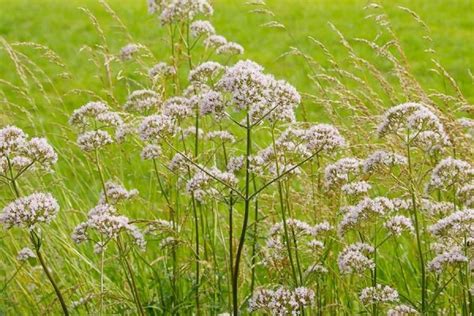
<box><xmin>1</xmin><ymin>0</ymin><xmax>473</xmax><ymax>315</ymax></box>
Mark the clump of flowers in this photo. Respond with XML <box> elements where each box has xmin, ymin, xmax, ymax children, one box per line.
<box><xmin>0</xmin><ymin>192</ymin><xmax>59</xmax><ymax>229</ymax></box>
<box><xmin>338</xmin><ymin>242</ymin><xmax>375</xmax><ymax>274</ymax></box>
<box><xmin>72</xmin><ymin>203</ymin><xmax>145</xmax><ymax>253</ymax></box>
<box><xmin>359</xmin><ymin>284</ymin><xmax>399</xmax><ymax>306</ymax></box>
<box><xmin>248</xmin><ymin>286</ymin><xmax>315</xmax><ymax>315</ymax></box>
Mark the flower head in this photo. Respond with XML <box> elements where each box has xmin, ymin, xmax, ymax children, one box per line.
<box><xmin>1</xmin><ymin>192</ymin><xmax>59</xmax><ymax>229</ymax></box>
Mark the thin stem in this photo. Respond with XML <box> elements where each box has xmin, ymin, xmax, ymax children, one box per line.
<box><xmin>31</xmin><ymin>232</ymin><xmax>69</xmax><ymax>315</ymax></box>
<box><xmin>232</xmin><ymin>113</ymin><xmax>252</xmax><ymax>315</ymax></box>
<box><xmin>406</xmin><ymin>137</ymin><xmax>427</xmax><ymax>312</ymax></box>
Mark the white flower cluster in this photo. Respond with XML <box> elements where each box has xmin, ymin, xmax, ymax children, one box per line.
<box><xmin>426</xmin><ymin>157</ymin><xmax>473</xmax><ymax>192</ymax></box>
<box><xmin>248</xmin><ymin>286</ymin><xmax>315</xmax><ymax>315</ymax></box>
<box><xmin>457</xmin><ymin>183</ymin><xmax>474</xmax><ymax>207</ymax></box>
<box><xmin>227</xmin><ymin>156</ymin><xmax>244</xmax><ymax>173</ymax></box>
<box><xmin>427</xmin><ymin>248</ymin><xmax>468</xmax><ymax>273</ymax></box>
<box><xmin>359</xmin><ymin>284</ymin><xmax>399</xmax><ymax>306</ymax></box>
<box><xmin>162</xmin><ymin>96</ymin><xmax>193</xmax><ymax>119</ymax></box>
<box><xmin>269</xmin><ymin>219</ymin><xmax>332</xmax><ymax>238</ymax></box>
<box><xmin>124</xmin><ymin>89</ymin><xmax>162</xmax><ymax>113</ymax></box>
<box><xmin>203</xmin><ymin>34</ymin><xmax>227</xmax><ymax>49</ymax></box>
<box><xmin>149</xmin><ymin>62</ymin><xmax>176</xmax><ymax>79</ymax></box>
<box><xmin>428</xmin><ymin>209</ymin><xmax>473</xmax><ymax>238</ymax></box>
<box><xmin>338</xmin><ymin>242</ymin><xmax>375</xmax><ymax>274</ymax></box>
<box><xmin>387</xmin><ymin>304</ymin><xmax>419</xmax><ymax>315</ymax></box>
<box><xmin>189</xmin><ymin>61</ymin><xmax>224</xmax><ymax>84</ymax></box>
<box><xmin>384</xmin><ymin>215</ymin><xmax>414</xmax><ymax>236</ymax></box>
<box><xmin>70</xmin><ymin>101</ymin><xmax>125</xmax><ymax>151</ymax></box>
<box><xmin>99</xmin><ymin>181</ymin><xmax>139</xmax><ymax>205</ymax></box>
<box><xmin>0</xmin><ymin>192</ymin><xmax>59</xmax><ymax>229</ymax></box>
<box><xmin>139</xmin><ymin>114</ymin><xmax>176</xmax><ymax>142</ymax></box>
<box><xmin>72</xmin><ymin>203</ymin><xmax>145</xmax><ymax>253</ymax></box>
<box><xmin>363</xmin><ymin>150</ymin><xmax>407</xmax><ymax>174</ymax></box>
<box><xmin>341</xmin><ymin>181</ymin><xmax>372</xmax><ymax>196</ymax></box>
<box><xmin>324</xmin><ymin>157</ymin><xmax>362</xmax><ymax>189</ymax></box>
<box><xmin>141</xmin><ymin>144</ymin><xmax>162</xmax><ymax>160</ymax></box>
<box><xmin>197</xmin><ymin>90</ymin><xmax>225</xmax><ymax>119</ymax></box>
<box><xmin>250</xmin><ymin>125</ymin><xmax>345</xmax><ymax>176</ymax></box>
<box><xmin>377</xmin><ymin>103</ymin><xmax>450</xmax><ymax>150</ymax></box>
<box><xmin>120</xmin><ymin>43</ymin><xmax>139</xmax><ymax>61</ymax></box>
<box><xmin>186</xmin><ymin>166</ymin><xmax>237</xmax><ymax>202</ymax></box>
<box><xmin>338</xmin><ymin>197</ymin><xmax>395</xmax><ymax>236</ymax></box>
<box><xmin>77</xmin><ymin>130</ymin><xmax>113</xmax><ymax>152</ymax></box>
<box><xmin>217</xmin><ymin>60</ymin><xmax>300</xmax><ymax>123</ymax></box>
<box><xmin>216</xmin><ymin>42</ymin><xmax>244</xmax><ymax>55</ymax></box>
<box><xmin>17</xmin><ymin>247</ymin><xmax>36</xmax><ymax>261</ymax></box>
<box><xmin>420</xmin><ymin>199</ymin><xmax>454</xmax><ymax>216</ymax></box>
<box><xmin>157</xmin><ymin>0</ymin><xmax>213</xmax><ymax>25</ymax></box>
<box><xmin>0</xmin><ymin>126</ymin><xmax>57</xmax><ymax>173</ymax></box>
<box><xmin>206</xmin><ymin>130</ymin><xmax>235</xmax><ymax>143</ymax></box>
<box><xmin>190</xmin><ymin>20</ymin><xmax>215</xmax><ymax>38</ymax></box>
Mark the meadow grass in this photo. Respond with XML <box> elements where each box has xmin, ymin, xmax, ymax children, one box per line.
<box><xmin>0</xmin><ymin>0</ymin><xmax>473</xmax><ymax>315</ymax></box>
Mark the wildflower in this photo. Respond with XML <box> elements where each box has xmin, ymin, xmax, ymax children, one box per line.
<box><xmin>138</xmin><ymin>114</ymin><xmax>176</xmax><ymax>141</ymax></box>
<box><xmin>141</xmin><ymin>144</ymin><xmax>162</xmax><ymax>160</ymax></box>
<box><xmin>77</xmin><ymin>130</ymin><xmax>113</xmax><ymax>152</ymax></box>
<box><xmin>17</xmin><ymin>247</ymin><xmax>36</xmax><ymax>261</ymax></box>
<box><xmin>115</xmin><ymin>123</ymin><xmax>134</xmax><ymax>143</ymax></box>
<box><xmin>227</xmin><ymin>156</ymin><xmax>244</xmax><ymax>173</ymax></box>
<box><xmin>216</xmin><ymin>42</ymin><xmax>244</xmax><ymax>55</ymax></box>
<box><xmin>26</xmin><ymin>137</ymin><xmax>58</xmax><ymax>168</ymax></box>
<box><xmin>189</xmin><ymin>61</ymin><xmax>224</xmax><ymax>83</ymax></box>
<box><xmin>387</xmin><ymin>305</ymin><xmax>419</xmax><ymax>315</ymax></box>
<box><xmin>426</xmin><ymin>157</ymin><xmax>473</xmax><ymax>192</ymax></box>
<box><xmin>302</xmin><ymin>124</ymin><xmax>346</xmax><ymax>154</ymax></box>
<box><xmin>457</xmin><ymin>183</ymin><xmax>474</xmax><ymax>207</ymax></box>
<box><xmin>377</xmin><ymin>102</ymin><xmax>450</xmax><ymax>147</ymax></box>
<box><xmin>359</xmin><ymin>284</ymin><xmax>399</xmax><ymax>305</ymax></box>
<box><xmin>120</xmin><ymin>44</ymin><xmax>139</xmax><ymax>61</ymax></box>
<box><xmin>159</xmin><ymin>0</ymin><xmax>213</xmax><ymax>25</ymax></box>
<box><xmin>196</xmin><ymin>90</ymin><xmax>225</xmax><ymax>118</ymax></box>
<box><xmin>69</xmin><ymin>102</ymin><xmax>114</xmax><ymax>128</ymax></box>
<box><xmin>338</xmin><ymin>242</ymin><xmax>375</xmax><ymax>274</ymax></box>
<box><xmin>162</xmin><ymin>97</ymin><xmax>193</xmax><ymax>119</ymax></box>
<box><xmin>324</xmin><ymin>158</ymin><xmax>362</xmax><ymax>189</ymax></box>
<box><xmin>338</xmin><ymin>197</ymin><xmax>394</xmax><ymax>235</ymax></box>
<box><xmin>217</xmin><ymin>60</ymin><xmax>268</xmax><ymax>111</ymax></box>
<box><xmin>190</xmin><ymin>20</ymin><xmax>215</xmax><ymax>38</ymax></box>
<box><xmin>149</xmin><ymin>62</ymin><xmax>176</xmax><ymax>79</ymax></box>
<box><xmin>363</xmin><ymin>150</ymin><xmax>407</xmax><ymax>173</ymax></box>
<box><xmin>124</xmin><ymin>89</ymin><xmax>161</xmax><ymax>113</ymax></box>
<box><xmin>204</xmin><ymin>34</ymin><xmax>227</xmax><ymax>49</ymax></box>
<box><xmin>72</xmin><ymin>203</ymin><xmax>145</xmax><ymax>251</ymax></box>
<box><xmin>428</xmin><ymin>209</ymin><xmax>473</xmax><ymax>238</ymax></box>
<box><xmin>168</xmin><ymin>153</ymin><xmax>190</xmax><ymax>173</ymax></box>
<box><xmin>341</xmin><ymin>181</ymin><xmax>371</xmax><ymax>196</ymax></box>
<box><xmin>186</xmin><ymin>166</ymin><xmax>237</xmax><ymax>201</ymax></box>
<box><xmin>0</xmin><ymin>192</ymin><xmax>59</xmax><ymax>229</ymax></box>
<box><xmin>206</xmin><ymin>131</ymin><xmax>235</xmax><ymax>143</ymax></box>
<box><xmin>420</xmin><ymin>199</ymin><xmax>454</xmax><ymax>216</ymax></box>
<box><xmin>0</xmin><ymin>125</ymin><xmax>27</xmax><ymax>157</ymax></box>
<box><xmin>99</xmin><ymin>181</ymin><xmax>139</xmax><ymax>205</ymax></box>
<box><xmin>248</xmin><ymin>286</ymin><xmax>315</xmax><ymax>315</ymax></box>
<box><xmin>427</xmin><ymin>249</ymin><xmax>468</xmax><ymax>273</ymax></box>
<box><xmin>385</xmin><ymin>215</ymin><xmax>414</xmax><ymax>236</ymax></box>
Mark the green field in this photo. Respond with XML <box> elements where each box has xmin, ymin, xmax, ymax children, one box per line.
<box><xmin>0</xmin><ymin>0</ymin><xmax>473</xmax><ymax>314</ymax></box>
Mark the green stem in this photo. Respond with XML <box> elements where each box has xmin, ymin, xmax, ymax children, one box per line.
<box><xmin>232</xmin><ymin>113</ymin><xmax>252</xmax><ymax>315</ymax></box>
<box><xmin>406</xmin><ymin>138</ymin><xmax>426</xmax><ymax>312</ymax></box>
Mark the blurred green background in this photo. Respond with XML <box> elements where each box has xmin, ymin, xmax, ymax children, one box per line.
<box><xmin>0</xmin><ymin>0</ymin><xmax>473</xmax><ymax>103</ymax></box>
